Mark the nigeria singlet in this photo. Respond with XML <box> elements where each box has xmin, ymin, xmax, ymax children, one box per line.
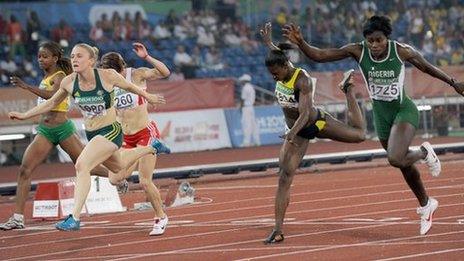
<box><xmin>358</xmin><ymin>40</ymin><xmax>419</xmax><ymax>140</ymax></box>
<box><xmin>72</xmin><ymin>69</ymin><xmax>122</xmax><ymax>147</ymax></box>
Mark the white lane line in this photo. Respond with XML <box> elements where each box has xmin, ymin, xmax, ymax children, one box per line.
<box><xmin>233</xmin><ymin>230</ymin><xmax>464</xmax><ymax>261</ymax></box>
<box><xmin>3</xmin><ymin>175</ymin><xmax>461</xmax><ymax>241</ymax></box>
<box><xmin>375</xmin><ymin>248</ymin><xmax>464</xmax><ymax>261</ymax></box>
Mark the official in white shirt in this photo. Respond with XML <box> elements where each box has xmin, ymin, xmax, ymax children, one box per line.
<box><xmin>239</xmin><ymin>74</ymin><xmax>260</xmax><ymax>147</ymax></box>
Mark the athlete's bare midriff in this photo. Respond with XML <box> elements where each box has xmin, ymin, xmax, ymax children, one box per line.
<box><xmin>39</xmin><ymin>111</ymin><xmax>69</xmax><ymax>127</ymax></box>
<box><xmin>117</xmin><ymin>104</ymin><xmax>150</xmax><ymax>135</ymax></box>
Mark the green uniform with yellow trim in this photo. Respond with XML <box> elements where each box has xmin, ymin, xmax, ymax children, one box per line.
<box><xmin>275</xmin><ymin>67</ymin><xmax>326</xmax><ymax>139</ymax></box>
<box><xmin>36</xmin><ymin>70</ymin><xmax>77</xmax><ymax>145</ymax></box>
<box><xmin>358</xmin><ymin>40</ymin><xmax>419</xmax><ymax>140</ymax></box>
<box><xmin>72</xmin><ymin>69</ymin><xmax>122</xmax><ymax>147</ymax></box>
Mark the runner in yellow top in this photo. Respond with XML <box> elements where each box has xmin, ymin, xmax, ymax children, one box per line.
<box><xmin>260</xmin><ymin>23</ymin><xmax>366</xmax><ymax>243</ymax></box>
<box><xmin>0</xmin><ymin>41</ymin><xmax>108</xmax><ymax>230</ymax></box>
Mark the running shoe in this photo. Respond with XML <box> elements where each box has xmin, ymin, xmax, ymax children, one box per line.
<box><xmin>151</xmin><ymin>138</ymin><xmax>171</xmax><ymax>155</ymax></box>
<box><xmin>0</xmin><ymin>215</ymin><xmax>25</xmax><ymax>230</ymax></box>
<box><xmin>263</xmin><ymin>229</ymin><xmax>284</xmax><ymax>244</ymax></box>
<box><xmin>421</xmin><ymin>142</ymin><xmax>441</xmax><ymax>177</ymax></box>
<box><xmin>55</xmin><ymin>214</ymin><xmax>80</xmax><ymax>231</ymax></box>
<box><xmin>116</xmin><ymin>179</ymin><xmax>129</xmax><ymax>194</ymax></box>
<box><xmin>417</xmin><ymin>197</ymin><xmax>438</xmax><ymax>235</ymax></box>
<box><xmin>149</xmin><ymin>216</ymin><xmax>168</xmax><ymax>236</ymax></box>
<box><xmin>339</xmin><ymin>69</ymin><xmax>355</xmax><ymax>93</ymax></box>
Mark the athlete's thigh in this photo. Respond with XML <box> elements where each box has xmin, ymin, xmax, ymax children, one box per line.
<box><xmin>317</xmin><ymin>113</ymin><xmax>362</xmax><ymax>142</ymax></box>
<box><xmin>21</xmin><ymin>134</ymin><xmax>54</xmax><ymax>169</ymax></box>
<box><xmin>58</xmin><ymin>133</ymin><xmax>85</xmax><ymax>163</ymax></box>
<box><xmin>279</xmin><ymin>135</ymin><xmax>309</xmax><ymax>173</ymax></box>
<box><xmin>78</xmin><ymin>136</ymin><xmax>118</xmax><ymax>171</ymax></box>
<box><xmin>387</xmin><ymin>121</ymin><xmax>416</xmax><ymax>157</ymax></box>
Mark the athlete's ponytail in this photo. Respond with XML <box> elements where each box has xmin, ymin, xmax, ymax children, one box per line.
<box><xmin>265</xmin><ymin>42</ymin><xmax>294</xmax><ymax>67</ymax></box>
<box><xmin>57</xmin><ymin>57</ymin><xmax>72</xmax><ymax>75</ymax></box>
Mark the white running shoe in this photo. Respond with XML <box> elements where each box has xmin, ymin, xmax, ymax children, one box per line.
<box><xmin>417</xmin><ymin>197</ymin><xmax>438</xmax><ymax>235</ymax></box>
<box><xmin>421</xmin><ymin>142</ymin><xmax>441</xmax><ymax>177</ymax></box>
<box><xmin>0</xmin><ymin>216</ymin><xmax>25</xmax><ymax>230</ymax></box>
<box><xmin>149</xmin><ymin>216</ymin><xmax>168</xmax><ymax>236</ymax></box>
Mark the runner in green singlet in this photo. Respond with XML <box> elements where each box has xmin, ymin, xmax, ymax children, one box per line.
<box><xmin>283</xmin><ymin>15</ymin><xmax>464</xmax><ymax>236</ymax></box>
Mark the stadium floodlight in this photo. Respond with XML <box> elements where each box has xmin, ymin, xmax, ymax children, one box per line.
<box><xmin>0</xmin><ymin>134</ymin><xmax>26</xmax><ymax>141</ymax></box>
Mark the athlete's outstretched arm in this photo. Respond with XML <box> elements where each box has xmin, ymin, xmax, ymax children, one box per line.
<box><xmin>8</xmin><ymin>76</ymin><xmax>71</xmax><ymax>120</ymax></box>
<box><xmin>284</xmin><ymin>73</ymin><xmax>313</xmax><ymax>144</ymax></box>
<box><xmin>132</xmin><ymin>42</ymin><xmax>170</xmax><ymax>80</ymax></box>
<box><xmin>102</xmin><ymin>68</ymin><xmax>166</xmax><ymax>105</ymax></box>
<box><xmin>259</xmin><ymin>22</ymin><xmax>280</xmax><ymax>51</ymax></box>
<box><xmin>282</xmin><ymin>23</ymin><xmax>361</xmax><ymax>62</ymax></box>
<box><xmin>397</xmin><ymin>43</ymin><xmax>464</xmax><ymax>96</ymax></box>
<box><xmin>10</xmin><ymin>73</ymin><xmax>65</xmax><ymax>99</ymax></box>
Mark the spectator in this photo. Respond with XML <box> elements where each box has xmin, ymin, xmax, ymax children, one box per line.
<box><xmin>153</xmin><ymin>22</ymin><xmax>172</xmax><ymax>40</ymax></box>
<box><xmin>169</xmin><ymin>67</ymin><xmax>185</xmax><ymax>81</ymax></box>
<box><xmin>165</xmin><ymin>9</ymin><xmax>179</xmax><ymax>32</ymax></box>
<box><xmin>6</xmin><ymin>15</ymin><xmax>26</xmax><ymax>59</ymax></box>
<box><xmin>0</xmin><ymin>56</ymin><xmax>18</xmax><ymax>74</ymax></box>
<box><xmin>100</xmin><ymin>13</ymin><xmax>112</xmax><ymax>33</ymax></box>
<box><xmin>238</xmin><ymin>74</ymin><xmax>260</xmax><ymax>147</ymax></box>
<box><xmin>26</xmin><ymin>11</ymin><xmax>41</xmax><ymax>56</ymax></box>
<box><xmin>197</xmin><ymin>26</ymin><xmax>216</xmax><ymax>47</ymax></box>
<box><xmin>89</xmin><ymin>21</ymin><xmax>107</xmax><ymax>43</ymax></box>
<box><xmin>191</xmin><ymin>46</ymin><xmax>205</xmax><ymax>67</ymax></box>
<box><xmin>173</xmin><ymin>45</ymin><xmax>196</xmax><ymax>78</ymax></box>
<box><xmin>51</xmin><ymin>19</ymin><xmax>74</xmax><ymax>46</ymax></box>
<box><xmin>433</xmin><ymin>106</ymin><xmax>449</xmax><ymax>136</ymax></box>
<box><xmin>204</xmin><ymin>47</ymin><xmax>225</xmax><ymax>70</ymax></box>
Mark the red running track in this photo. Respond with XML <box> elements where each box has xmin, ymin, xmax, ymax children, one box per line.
<box><xmin>0</xmin><ymin>157</ymin><xmax>463</xmax><ymax>260</ymax></box>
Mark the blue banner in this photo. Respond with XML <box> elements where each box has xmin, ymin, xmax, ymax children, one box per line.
<box><xmin>224</xmin><ymin>105</ymin><xmax>286</xmax><ymax>148</ymax></box>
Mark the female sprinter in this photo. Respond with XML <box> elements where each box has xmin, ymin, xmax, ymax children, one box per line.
<box><xmin>283</xmin><ymin>15</ymin><xmax>464</xmax><ymax>235</ymax></box>
<box><xmin>9</xmin><ymin>43</ymin><xmax>170</xmax><ymax>231</ymax></box>
<box><xmin>100</xmin><ymin>42</ymin><xmax>170</xmax><ymax>236</ymax></box>
<box><xmin>0</xmin><ymin>41</ymin><xmax>107</xmax><ymax>230</ymax></box>
<box><xmin>260</xmin><ymin>23</ymin><xmax>366</xmax><ymax>243</ymax></box>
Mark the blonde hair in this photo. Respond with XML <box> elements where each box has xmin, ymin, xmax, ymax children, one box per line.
<box><xmin>74</xmin><ymin>43</ymin><xmax>99</xmax><ymax>67</ymax></box>
<box><xmin>74</xmin><ymin>43</ymin><xmax>99</xmax><ymax>59</ymax></box>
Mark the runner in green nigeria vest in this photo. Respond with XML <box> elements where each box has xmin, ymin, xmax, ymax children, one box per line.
<box><xmin>358</xmin><ymin>39</ymin><xmax>419</xmax><ymax>140</ymax></box>
<box><xmin>282</xmin><ymin>14</ymin><xmax>464</xmax><ymax>236</ymax></box>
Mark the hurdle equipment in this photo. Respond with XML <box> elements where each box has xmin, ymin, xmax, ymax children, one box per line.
<box><xmin>32</xmin><ymin>178</ymin><xmax>80</xmax><ymax>219</ymax></box>
<box><xmin>33</xmin><ymin>176</ymin><xmax>125</xmax><ymax>219</ymax></box>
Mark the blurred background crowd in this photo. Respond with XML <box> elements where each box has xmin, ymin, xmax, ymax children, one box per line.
<box><xmin>0</xmin><ymin>0</ymin><xmax>463</xmax><ymax>91</ymax></box>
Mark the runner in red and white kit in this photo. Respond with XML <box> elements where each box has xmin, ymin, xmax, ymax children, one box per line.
<box><xmin>100</xmin><ymin>43</ymin><xmax>170</xmax><ymax>236</ymax></box>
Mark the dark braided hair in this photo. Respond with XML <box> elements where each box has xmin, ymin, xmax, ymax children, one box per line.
<box><xmin>40</xmin><ymin>41</ymin><xmax>72</xmax><ymax>75</ymax></box>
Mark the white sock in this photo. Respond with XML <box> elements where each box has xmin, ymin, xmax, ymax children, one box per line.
<box><xmin>13</xmin><ymin>213</ymin><xmax>24</xmax><ymax>221</ymax></box>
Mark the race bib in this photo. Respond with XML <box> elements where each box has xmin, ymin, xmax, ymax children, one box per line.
<box><xmin>368</xmin><ymin>83</ymin><xmax>399</xmax><ymax>101</ymax></box>
<box><xmin>78</xmin><ymin>102</ymin><xmax>107</xmax><ymax>118</ymax></box>
<box><xmin>114</xmin><ymin>88</ymin><xmax>138</xmax><ymax>109</ymax></box>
